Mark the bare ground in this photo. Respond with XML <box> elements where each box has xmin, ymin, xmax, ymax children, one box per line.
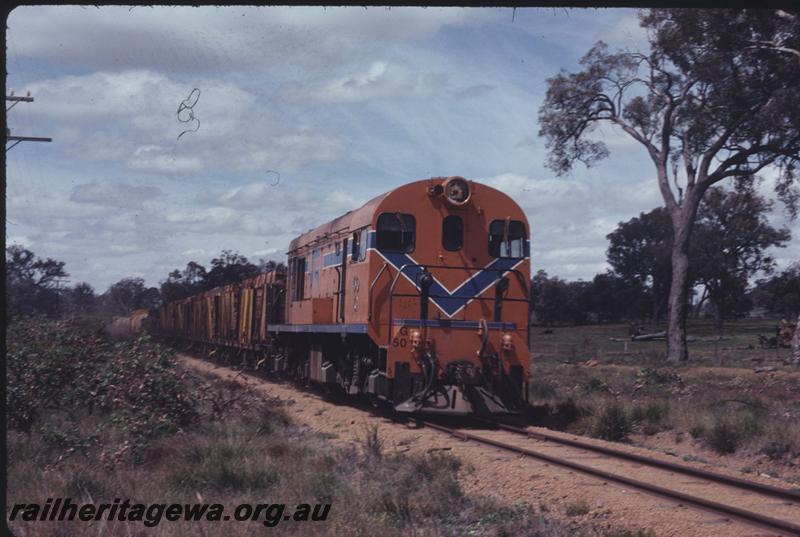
<box><xmin>177</xmin><ymin>352</ymin><xmax>800</xmax><ymax>537</ymax></box>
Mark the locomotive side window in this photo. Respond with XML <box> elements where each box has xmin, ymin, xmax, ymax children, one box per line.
<box><xmin>442</xmin><ymin>215</ymin><xmax>463</xmax><ymax>251</ymax></box>
<box><xmin>351</xmin><ymin>231</ymin><xmax>360</xmax><ymax>262</ymax></box>
<box><xmin>376</xmin><ymin>213</ymin><xmax>415</xmax><ymax>253</ymax></box>
<box><xmin>488</xmin><ymin>220</ymin><xmax>526</xmax><ymax>258</ymax></box>
<box><xmin>291</xmin><ymin>257</ymin><xmax>306</xmax><ymax>301</ymax></box>
<box><xmin>351</xmin><ymin>228</ymin><xmax>369</xmax><ymax>263</ymax></box>
<box><xmin>360</xmin><ymin>228</ymin><xmax>368</xmax><ymax>261</ymax></box>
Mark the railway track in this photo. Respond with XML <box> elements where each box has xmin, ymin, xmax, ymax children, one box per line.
<box><xmin>418</xmin><ymin>418</ymin><xmax>800</xmax><ymax>537</ymax></box>
<box><xmin>177</xmin><ymin>350</ymin><xmax>800</xmax><ymax>537</ymax></box>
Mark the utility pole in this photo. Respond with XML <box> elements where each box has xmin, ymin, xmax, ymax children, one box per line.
<box><xmin>6</xmin><ymin>92</ymin><xmax>52</xmax><ymax>151</ymax></box>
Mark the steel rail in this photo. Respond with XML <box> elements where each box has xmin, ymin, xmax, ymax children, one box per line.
<box><xmin>421</xmin><ymin>419</ymin><xmax>800</xmax><ymax>537</ymax></box>
<box><xmin>174</xmin><ymin>346</ymin><xmax>800</xmax><ymax>536</ymax></box>
<box><xmin>478</xmin><ymin>418</ymin><xmax>800</xmax><ymax>503</ymax></box>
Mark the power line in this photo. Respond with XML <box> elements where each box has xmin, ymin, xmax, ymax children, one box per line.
<box><xmin>6</xmin><ymin>93</ymin><xmax>52</xmax><ymax>151</ymax></box>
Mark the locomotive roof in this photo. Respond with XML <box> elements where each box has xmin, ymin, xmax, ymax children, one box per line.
<box><xmin>287</xmin><ymin>189</ymin><xmax>390</xmax><ymax>254</ymax></box>
<box><xmin>286</xmin><ymin>177</ymin><xmax>528</xmax><ymax>256</ymax></box>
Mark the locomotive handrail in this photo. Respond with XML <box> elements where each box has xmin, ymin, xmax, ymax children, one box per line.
<box><xmin>386</xmin><ymin>262</ymin><xmax>530</xmax><ymax>347</ymax></box>
<box><xmin>367</xmin><ymin>262</ymin><xmax>390</xmax><ymax>322</ymax></box>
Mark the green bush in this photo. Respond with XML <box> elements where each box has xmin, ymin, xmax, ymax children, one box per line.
<box><xmin>689</xmin><ymin>424</ymin><xmax>706</xmax><ymax>439</ymax></box>
<box><xmin>6</xmin><ymin>317</ymin><xmax>204</xmax><ymax>464</ymax></box>
<box><xmin>707</xmin><ymin>419</ymin><xmax>740</xmax><ymax>454</ymax></box>
<box><xmin>583</xmin><ymin>376</ymin><xmax>607</xmax><ymax>393</ymax></box>
<box><xmin>555</xmin><ymin>397</ymin><xmax>582</xmax><ymax>424</ymax></box>
<box><xmin>630</xmin><ymin>402</ymin><xmax>669</xmax><ymax>435</ymax></box>
<box><xmin>606</xmin><ymin>529</ymin><xmax>657</xmax><ymax>537</ymax></box>
<box><xmin>529</xmin><ymin>378</ymin><xmax>557</xmax><ymax>399</ymax></box>
<box><xmin>592</xmin><ymin>402</ymin><xmax>631</xmax><ymax>442</ymax></box>
<box><xmin>565</xmin><ymin>500</ymin><xmax>590</xmax><ymax>516</ymax></box>
<box><xmin>707</xmin><ymin>412</ymin><xmax>764</xmax><ymax>455</ymax></box>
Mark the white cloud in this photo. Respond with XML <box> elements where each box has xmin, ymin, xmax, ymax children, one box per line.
<box><xmin>70</xmin><ymin>180</ymin><xmax>162</xmax><ymax>208</ymax></box>
<box><xmin>128</xmin><ymin>145</ymin><xmax>204</xmax><ymax>175</ymax></box>
<box><xmin>285</xmin><ymin>61</ymin><xmax>448</xmax><ymax>103</ymax></box>
<box><xmin>483</xmin><ymin>172</ymin><xmax>592</xmax><ymax>211</ymax></box>
<box><xmin>19</xmin><ymin>69</ymin><xmax>346</xmax><ymax>175</ymax></box>
<box><xmin>599</xmin><ymin>12</ymin><xmax>648</xmax><ymax>48</ymax></box>
<box><xmin>203</xmin><ymin>180</ymin><xmax>362</xmax><ymax>219</ymax></box>
<box><xmin>452</xmin><ymin>84</ymin><xmax>495</xmax><ymax>99</ymax></box>
<box><xmin>8</xmin><ymin>6</ymin><xmax>477</xmax><ymax>73</ymax></box>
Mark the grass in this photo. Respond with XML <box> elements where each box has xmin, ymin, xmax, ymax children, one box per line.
<box><xmin>592</xmin><ymin>402</ymin><xmax>632</xmax><ymax>442</ymax></box>
<box><xmin>564</xmin><ymin>500</ymin><xmax>590</xmax><ymax>517</ymax></box>
<box><xmin>529</xmin><ymin>318</ymin><xmax>795</xmax><ymax>366</ymax></box>
<box><xmin>528</xmin><ymin>319</ymin><xmax>800</xmax><ymax>479</ymax></box>
<box><xmin>606</xmin><ymin>529</ymin><xmax>657</xmax><ymax>537</ymax></box>
<box><xmin>7</xmin><ymin>317</ymin><xmax>589</xmax><ymax>537</ymax></box>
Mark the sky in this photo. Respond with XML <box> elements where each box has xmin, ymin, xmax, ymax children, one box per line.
<box><xmin>6</xmin><ymin>6</ymin><xmax>799</xmax><ymax>292</ymax></box>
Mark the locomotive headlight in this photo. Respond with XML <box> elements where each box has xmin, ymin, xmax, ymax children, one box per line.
<box><xmin>410</xmin><ymin>329</ymin><xmax>422</xmax><ymax>350</ymax></box>
<box><xmin>444</xmin><ymin>177</ymin><xmax>470</xmax><ymax>206</ymax></box>
<box><xmin>501</xmin><ymin>333</ymin><xmax>514</xmax><ymax>352</ymax></box>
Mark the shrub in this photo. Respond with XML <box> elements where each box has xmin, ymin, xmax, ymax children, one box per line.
<box><xmin>689</xmin><ymin>424</ymin><xmax>706</xmax><ymax>439</ymax></box>
<box><xmin>592</xmin><ymin>402</ymin><xmax>631</xmax><ymax>441</ymax></box>
<box><xmin>565</xmin><ymin>500</ymin><xmax>590</xmax><ymax>516</ymax></box>
<box><xmin>707</xmin><ymin>411</ymin><xmax>763</xmax><ymax>455</ymax></box>
<box><xmin>529</xmin><ymin>378</ymin><xmax>557</xmax><ymax>399</ymax></box>
<box><xmin>630</xmin><ymin>402</ymin><xmax>669</xmax><ymax>435</ymax></box>
<box><xmin>607</xmin><ymin>529</ymin><xmax>657</xmax><ymax>537</ymax></box>
<box><xmin>554</xmin><ymin>397</ymin><xmax>582</xmax><ymax>424</ymax></box>
<box><xmin>761</xmin><ymin>440</ymin><xmax>792</xmax><ymax>460</ymax></box>
<box><xmin>583</xmin><ymin>376</ymin><xmax>608</xmax><ymax>393</ymax></box>
<box><xmin>707</xmin><ymin>419</ymin><xmax>740</xmax><ymax>454</ymax></box>
<box><xmin>637</xmin><ymin>367</ymin><xmax>680</xmax><ymax>385</ymax></box>
<box><xmin>359</xmin><ymin>423</ymin><xmax>383</xmax><ymax>460</ymax></box>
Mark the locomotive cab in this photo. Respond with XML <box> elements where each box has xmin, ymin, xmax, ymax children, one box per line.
<box><xmin>370</xmin><ymin>177</ymin><xmax>531</xmax><ymax>416</ymax></box>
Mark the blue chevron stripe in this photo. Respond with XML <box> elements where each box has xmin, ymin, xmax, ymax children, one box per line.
<box><xmin>375</xmin><ymin>249</ymin><xmax>525</xmax><ymax>317</ymax></box>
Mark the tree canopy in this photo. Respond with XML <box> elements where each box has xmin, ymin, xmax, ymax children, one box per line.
<box><xmin>538</xmin><ymin>8</ymin><xmax>800</xmax><ymax>361</ymax></box>
<box><xmin>606</xmin><ymin>207</ymin><xmax>673</xmax><ymax>322</ymax></box>
<box><xmin>203</xmin><ymin>250</ymin><xmax>261</xmax><ymax>290</ymax></box>
<box><xmin>105</xmin><ymin>278</ymin><xmax>160</xmax><ymax>315</ymax></box>
<box><xmin>6</xmin><ymin>245</ymin><xmax>69</xmax><ymax>318</ymax></box>
<box><xmin>691</xmin><ymin>180</ymin><xmax>790</xmax><ymax>323</ymax></box>
<box><xmin>751</xmin><ymin>263</ymin><xmax>800</xmax><ymax>317</ymax></box>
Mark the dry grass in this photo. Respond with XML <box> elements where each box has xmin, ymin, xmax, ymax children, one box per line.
<box><xmin>7</xmin><ymin>318</ymin><xmax>591</xmax><ymax>537</ymax></box>
<box><xmin>528</xmin><ymin>319</ymin><xmax>800</xmax><ymax>481</ymax></box>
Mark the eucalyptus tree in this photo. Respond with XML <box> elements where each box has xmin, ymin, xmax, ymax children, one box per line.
<box><xmin>538</xmin><ymin>9</ymin><xmax>800</xmax><ymax>361</ymax></box>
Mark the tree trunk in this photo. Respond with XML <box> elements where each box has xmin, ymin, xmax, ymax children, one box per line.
<box><xmin>666</xmin><ymin>199</ymin><xmax>700</xmax><ymax>363</ymax></box>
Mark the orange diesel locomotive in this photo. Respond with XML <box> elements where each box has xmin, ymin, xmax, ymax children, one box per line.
<box><xmin>156</xmin><ymin>177</ymin><xmax>531</xmax><ymax>416</ymax></box>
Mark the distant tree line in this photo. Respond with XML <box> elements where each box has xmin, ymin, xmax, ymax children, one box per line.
<box><xmin>530</xmin><ymin>263</ymin><xmax>799</xmax><ymax>327</ymax></box>
<box><xmin>5</xmin><ymin>184</ymin><xmax>797</xmax><ymax>326</ymax></box>
<box><xmin>5</xmin><ymin>246</ymin><xmax>285</xmax><ymax>320</ymax></box>
<box><xmin>159</xmin><ymin>250</ymin><xmax>286</xmax><ymax>302</ymax></box>
<box><xmin>531</xmin><ymin>183</ymin><xmax>797</xmax><ymax>326</ymax></box>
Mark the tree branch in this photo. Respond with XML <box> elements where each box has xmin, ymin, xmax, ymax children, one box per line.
<box><xmin>698</xmin><ymin>121</ymin><xmax>743</xmax><ymax>185</ymax></box>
